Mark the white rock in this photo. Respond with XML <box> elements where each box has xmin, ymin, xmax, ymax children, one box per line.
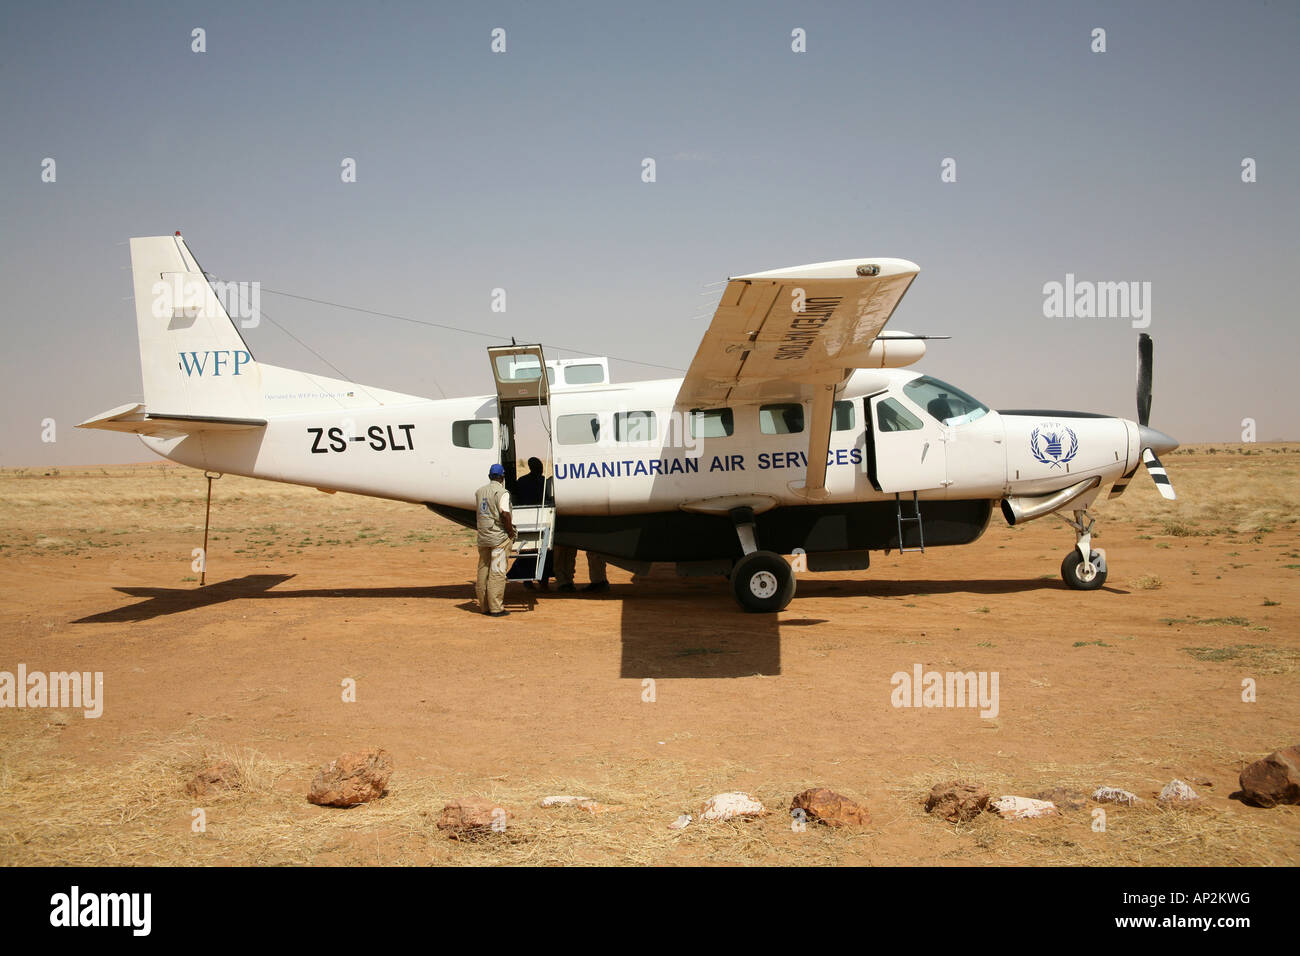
<box><xmin>540</xmin><ymin>795</ymin><xmax>594</xmax><ymax>807</ymax></box>
<box><xmin>1092</xmin><ymin>786</ymin><xmax>1143</xmax><ymax>806</ymax></box>
<box><xmin>699</xmin><ymin>792</ymin><xmax>767</xmax><ymax>821</ymax></box>
<box><xmin>1158</xmin><ymin>779</ymin><xmax>1200</xmax><ymax>804</ymax></box>
<box><xmin>992</xmin><ymin>795</ymin><xmax>1059</xmax><ymax>819</ymax></box>
<box><xmin>667</xmin><ymin>814</ymin><xmax>692</xmax><ymax>830</ymax></box>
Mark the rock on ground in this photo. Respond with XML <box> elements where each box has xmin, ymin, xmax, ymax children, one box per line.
<box><xmin>306</xmin><ymin>748</ymin><xmax>392</xmax><ymax>807</ymax></box>
<box><xmin>185</xmin><ymin>760</ymin><xmax>242</xmax><ymax>798</ymax></box>
<box><xmin>1239</xmin><ymin>745</ymin><xmax>1300</xmax><ymax>808</ymax></box>
<box><xmin>1158</xmin><ymin>779</ymin><xmax>1200</xmax><ymax>805</ymax></box>
<box><xmin>437</xmin><ymin>798</ymin><xmax>512</xmax><ymax>837</ymax></box>
<box><xmin>924</xmin><ymin>781</ymin><xmax>990</xmax><ymax>822</ymax></box>
<box><xmin>540</xmin><ymin>795</ymin><xmax>593</xmax><ymax>807</ymax></box>
<box><xmin>1032</xmin><ymin>787</ymin><xmax>1088</xmax><ymax>811</ymax></box>
<box><xmin>790</xmin><ymin>788</ymin><xmax>871</xmax><ymax>827</ymax></box>
<box><xmin>699</xmin><ymin>792</ymin><xmax>767</xmax><ymax>821</ymax></box>
<box><xmin>1093</xmin><ymin>786</ymin><xmax>1143</xmax><ymax>806</ymax></box>
<box><xmin>991</xmin><ymin>795</ymin><xmax>1059</xmax><ymax>820</ymax></box>
<box><xmin>539</xmin><ymin>794</ymin><xmax>623</xmax><ymax>813</ymax></box>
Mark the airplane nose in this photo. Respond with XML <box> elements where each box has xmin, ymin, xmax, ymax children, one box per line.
<box><xmin>1138</xmin><ymin>424</ymin><xmax>1179</xmax><ymax>455</ymax></box>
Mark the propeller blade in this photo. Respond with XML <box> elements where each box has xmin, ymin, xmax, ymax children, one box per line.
<box><xmin>1136</xmin><ymin>333</ymin><xmax>1153</xmax><ymax>427</ymax></box>
<box><xmin>1142</xmin><ymin>447</ymin><xmax>1176</xmax><ymax>500</ymax></box>
<box><xmin>1108</xmin><ymin>462</ymin><xmax>1140</xmax><ymax>499</ymax></box>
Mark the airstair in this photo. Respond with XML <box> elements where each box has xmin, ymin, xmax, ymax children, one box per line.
<box><xmin>507</xmin><ymin>500</ymin><xmax>555</xmax><ymax>581</ymax></box>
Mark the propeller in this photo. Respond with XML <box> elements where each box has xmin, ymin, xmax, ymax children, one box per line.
<box><xmin>1136</xmin><ymin>333</ymin><xmax>1153</xmax><ymax>428</ymax></box>
<box><xmin>1110</xmin><ymin>333</ymin><xmax>1178</xmax><ymax>500</ymax></box>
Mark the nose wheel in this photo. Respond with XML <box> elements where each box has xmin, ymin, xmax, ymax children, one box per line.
<box><xmin>1059</xmin><ymin>509</ymin><xmax>1107</xmax><ymax>590</ymax></box>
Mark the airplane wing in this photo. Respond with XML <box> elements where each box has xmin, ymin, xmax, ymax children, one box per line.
<box><xmin>78</xmin><ymin>402</ymin><xmax>267</xmax><ymax>439</ymax></box>
<box><xmin>674</xmin><ymin>257</ymin><xmax>920</xmax><ymax>494</ymax></box>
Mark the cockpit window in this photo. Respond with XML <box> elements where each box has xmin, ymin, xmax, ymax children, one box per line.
<box><xmin>903</xmin><ymin>375</ymin><xmax>989</xmax><ymax>426</ymax></box>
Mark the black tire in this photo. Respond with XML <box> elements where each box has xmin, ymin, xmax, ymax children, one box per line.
<box><xmin>731</xmin><ymin>550</ymin><xmax>796</xmax><ymax>612</ymax></box>
<box><xmin>1061</xmin><ymin>549</ymin><xmax>1107</xmax><ymax>590</ymax></box>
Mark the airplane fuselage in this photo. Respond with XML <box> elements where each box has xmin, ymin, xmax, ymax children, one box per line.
<box><xmin>139</xmin><ymin>365</ymin><xmax>1140</xmax><ymax>566</ymax></box>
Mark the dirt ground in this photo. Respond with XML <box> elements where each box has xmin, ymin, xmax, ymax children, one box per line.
<box><xmin>1</xmin><ymin>444</ymin><xmax>1297</xmax><ymax>866</ymax></box>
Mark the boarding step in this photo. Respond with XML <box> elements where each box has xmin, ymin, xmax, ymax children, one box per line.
<box><xmin>506</xmin><ymin>505</ymin><xmax>555</xmax><ymax>581</ymax></box>
<box><xmin>895</xmin><ymin>491</ymin><xmax>926</xmax><ymax>553</ymax></box>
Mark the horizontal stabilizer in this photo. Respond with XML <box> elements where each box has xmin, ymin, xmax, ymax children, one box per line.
<box><xmin>77</xmin><ymin>403</ymin><xmax>267</xmax><ymax>437</ymax></box>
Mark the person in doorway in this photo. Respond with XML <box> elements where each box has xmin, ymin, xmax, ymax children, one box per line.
<box><xmin>512</xmin><ymin>457</ymin><xmax>551</xmax><ymax>591</ymax></box>
<box><xmin>553</xmin><ymin>546</ymin><xmax>609</xmax><ymax>593</ymax></box>
<box><xmin>513</xmin><ymin>456</ymin><xmax>547</xmax><ymax>506</ymax></box>
<box><xmin>474</xmin><ymin>463</ymin><xmax>516</xmax><ymax>617</ymax></box>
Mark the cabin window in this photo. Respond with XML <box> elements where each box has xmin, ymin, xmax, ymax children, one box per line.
<box><xmin>832</xmin><ymin>400</ymin><xmax>855</xmax><ymax>431</ymax></box>
<box><xmin>493</xmin><ymin>355</ymin><xmax>553</xmax><ymax>385</ymax></box>
<box><xmin>759</xmin><ymin>403</ymin><xmax>804</xmax><ymax>435</ymax></box>
<box><xmin>451</xmin><ymin>419</ymin><xmax>494</xmax><ymax>449</ymax></box>
<box><xmin>614</xmin><ymin>410</ymin><xmax>656</xmax><ymax>443</ymax></box>
<box><xmin>902</xmin><ymin>375</ymin><xmax>989</xmax><ymax>426</ymax></box>
<box><xmin>876</xmin><ymin>398</ymin><xmax>923</xmax><ymax>432</ymax></box>
<box><xmin>564</xmin><ymin>363</ymin><xmax>604</xmax><ymax>385</ymax></box>
<box><xmin>557</xmin><ymin>413</ymin><xmax>601</xmax><ymax>445</ymax></box>
<box><xmin>689</xmin><ymin>408</ymin><xmax>733</xmax><ymax>439</ymax></box>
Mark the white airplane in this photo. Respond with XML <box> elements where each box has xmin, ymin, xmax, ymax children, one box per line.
<box><xmin>80</xmin><ymin>234</ymin><xmax>1179</xmax><ymax>612</ymax></box>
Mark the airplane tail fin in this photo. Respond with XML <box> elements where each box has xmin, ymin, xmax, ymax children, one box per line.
<box><xmin>129</xmin><ymin>234</ymin><xmax>263</xmax><ymax>420</ymax></box>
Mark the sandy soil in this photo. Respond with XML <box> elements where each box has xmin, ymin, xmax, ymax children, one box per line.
<box><xmin>1</xmin><ymin>445</ymin><xmax>1297</xmax><ymax>865</ymax></box>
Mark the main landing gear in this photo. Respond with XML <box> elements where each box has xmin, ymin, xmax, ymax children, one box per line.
<box><xmin>1059</xmin><ymin>508</ymin><xmax>1107</xmax><ymax>591</ymax></box>
<box><xmin>728</xmin><ymin>507</ymin><xmax>796</xmax><ymax>612</ymax></box>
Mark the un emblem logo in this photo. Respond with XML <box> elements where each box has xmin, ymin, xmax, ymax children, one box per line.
<box><xmin>1030</xmin><ymin>422</ymin><xmax>1079</xmax><ymax>468</ymax></box>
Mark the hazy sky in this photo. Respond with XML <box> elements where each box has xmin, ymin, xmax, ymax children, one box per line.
<box><xmin>2</xmin><ymin>0</ymin><xmax>1297</xmax><ymax>466</ymax></box>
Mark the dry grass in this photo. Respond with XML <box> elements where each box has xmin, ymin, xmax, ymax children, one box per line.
<box><xmin>1179</xmin><ymin>644</ymin><xmax>1299</xmax><ymax>675</ymax></box>
<box><xmin>886</xmin><ymin>761</ymin><xmax>1292</xmax><ymax>867</ymax></box>
<box><xmin>0</xmin><ymin>715</ymin><xmax>864</xmax><ymax>866</ymax></box>
<box><xmin>1110</xmin><ymin>443</ymin><xmax>1300</xmax><ymax>539</ymax></box>
<box><xmin>0</xmin><ymin>463</ymin><xmax>475</xmax><ymax>563</ymax></box>
<box><xmin>2</xmin><ymin>713</ymin><xmax>1294</xmax><ymax>866</ymax></box>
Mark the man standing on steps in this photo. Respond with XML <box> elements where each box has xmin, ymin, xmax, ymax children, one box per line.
<box><xmin>475</xmin><ymin>463</ymin><xmax>516</xmax><ymax>617</ymax></box>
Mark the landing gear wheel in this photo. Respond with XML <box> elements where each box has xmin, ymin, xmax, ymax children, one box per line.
<box><xmin>731</xmin><ymin>551</ymin><xmax>796</xmax><ymax>612</ymax></box>
<box><xmin>1061</xmin><ymin>549</ymin><xmax>1107</xmax><ymax>590</ymax></box>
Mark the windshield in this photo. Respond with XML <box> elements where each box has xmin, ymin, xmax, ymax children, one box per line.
<box><xmin>903</xmin><ymin>375</ymin><xmax>989</xmax><ymax>427</ymax></box>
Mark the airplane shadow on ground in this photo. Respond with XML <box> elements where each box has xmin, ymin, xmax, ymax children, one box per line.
<box><xmin>799</xmin><ymin>578</ymin><xmax>1130</xmax><ymax>598</ymax></box>
<box><xmin>73</xmin><ymin>575</ymin><xmax>1125</xmax><ymax>679</ymax></box>
<box><xmin>70</xmin><ymin>574</ymin><xmax>540</xmax><ymax>625</ymax></box>
<box><xmin>619</xmin><ymin>584</ymin><xmax>782</xmax><ymax>679</ymax></box>
<box><xmin>616</xmin><ymin>575</ymin><xmax>1127</xmax><ymax>679</ymax></box>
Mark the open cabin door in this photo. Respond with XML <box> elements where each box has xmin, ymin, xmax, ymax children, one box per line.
<box><xmin>487</xmin><ymin>344</ymin><xmax>556</xmax><ymax>583</ymax></box>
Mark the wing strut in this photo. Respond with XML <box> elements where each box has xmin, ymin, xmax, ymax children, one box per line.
<box><xmin>802</xmin><ymin>385</ymin><xmax>837</xmax><ymax>494</ymax></box>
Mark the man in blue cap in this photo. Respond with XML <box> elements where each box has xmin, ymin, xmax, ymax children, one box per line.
<box><xmin>474</xmin><ymin>463</ymin><xmax>516</xmax><ymax>616</ymax></box>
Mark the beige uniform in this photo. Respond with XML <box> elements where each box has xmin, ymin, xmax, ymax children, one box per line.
<box><xmin>553</xmin><ymin>546</ymin><xmax>607</xmax><ymax>587</ymax></box>
<box><xmin>474</xmin><ymin>481</ymin><xmax>512</xmax><ymax>613</ymax></box>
